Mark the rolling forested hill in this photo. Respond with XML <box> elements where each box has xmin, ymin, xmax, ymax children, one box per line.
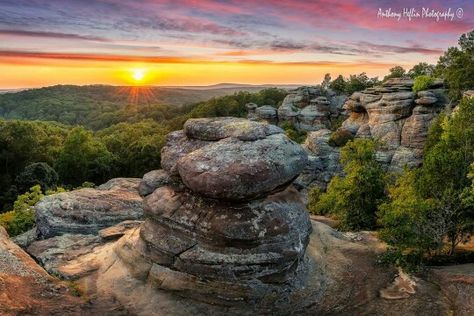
<box><xmin>0</xmin><ymin>84</ymin><xmax>292</xmax><ymax>130</ymax></box>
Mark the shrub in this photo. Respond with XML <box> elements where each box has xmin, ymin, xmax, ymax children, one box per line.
<box><xmin>0</xmin><ymin>185</ymin><xmax>69</xmax><ymax>236</ymax></box>
<box><xmin>328</xmin><ymin>129</ymin><xmax>354</xmax><ymax>147</ymax></box>
<box><xmin>307</xmin><ymin>186</ymin><xmax>323</xmax><ymax>215</ymax></box>
<box><xmin>0</xmin><ymin>185</ymin><xmax>44</xmax><ymax>236</ymax></box>
<box><xmin>280</xmin><ymin>122</ymin><xmax>307</xmax><ymax>143</ymax></box>
<box><xmin>313</xmin><ymin>139</ymin><xmax>386</xmax><ymax>230</ymax></box>
<box><xmin>412</xmin><ymin>75</ymin><xmax>434</xmax><ymax>93</ymax></box>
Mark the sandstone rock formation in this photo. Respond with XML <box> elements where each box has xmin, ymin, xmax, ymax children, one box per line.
<box><xmin>295</xmin><ymin>79</ymin><xmax>449</xmax><ymax>189</ymax></box>
<box><xmin>35</xmin><ymin>179</ymin><xmax>143</xmax><ymax>238</ymax></box>
<box><xmin>247</xmin><ymin>86</ymin><xmax>347</xmax><ymax>132</ymax></box>
<box><xmin>339</xmin><ymin>78</ymin><xmax>448</xmax><ymax>172</ymax></box>
<box><xmin>114</xmin><ymin>117</ymin><xmax>312</xmax><ymax>305</ymax></box>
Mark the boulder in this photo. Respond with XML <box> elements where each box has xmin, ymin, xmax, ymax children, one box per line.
<box><xmin>108</xmin><ymin>117</ymin><xmax>313</xmax><ymax>305</ymax></box>
<box><xmin>35</xmin><ymin>187</ymin><xmax>143</xmax><ymax>238</ymax></box>
<box><xmin>177</xmin><ymin>133</ymin><xmax>307</xmax><ymax>200</ymax></box>
<box><xmin>184</xmin><ymin>117</ymin><xmax>282</xmax><ymax>141</ymax></box>
<box><xmin>255</xmin><ymin>105</ymin><xmax>278</xmax><ymax>124</ymax></box>
<box><xmin>138</xmin><ymin>169</ymin><xmax>183</xmax><ymax>196</ymax></box>
<box><xmin>12</xmin><ymin>227</ymin><xmax>38</xmax><ymax>248</ymax></box>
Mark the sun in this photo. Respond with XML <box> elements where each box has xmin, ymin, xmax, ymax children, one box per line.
<box><xmin>131</xmin><ymin>69</ymin><xmax>145</xmax><ymax>82</ymax></box>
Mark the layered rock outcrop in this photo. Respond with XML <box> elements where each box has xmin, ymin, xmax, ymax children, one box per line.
<box><xmin>340</xmin><ymin>78</ymin><xmax>447</xmax><ymax>172</ymax></box>
<box><xmin>247</xmin><ymin>86</ymin><xmax>347</xmax><ymax>131</ymax></box>
<box><xmin>115</xmin><ymin>117</ymin><xmax>312</xmax><ymax>305</ymax></box>
<box><xmin>295</xmin><ymin>79</ymin><xmax>449</xmax><ymax>189</ymax></box>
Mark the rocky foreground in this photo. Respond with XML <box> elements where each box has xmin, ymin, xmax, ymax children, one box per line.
<box><xmin>1</xmin><ymin>117</ymin><xmax>473</xmax><ymax>315</ymax></box>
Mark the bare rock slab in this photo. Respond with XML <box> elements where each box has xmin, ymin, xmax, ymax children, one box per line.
<box><xmin>36</xmin><ymin>187</ymin><xmax>143</xmax><ymax>238</ymax></box>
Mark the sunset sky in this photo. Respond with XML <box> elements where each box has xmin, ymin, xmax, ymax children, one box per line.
<box><xmin>0</xmin><ymin>0</ymin><xmax>472</xmax><ymax>88</ymax></box>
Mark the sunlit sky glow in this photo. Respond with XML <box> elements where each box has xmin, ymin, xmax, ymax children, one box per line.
<box><xmin>0</xmin><ymin>0</ymin><xmax>472</xmax><ymax>88</ymax></box>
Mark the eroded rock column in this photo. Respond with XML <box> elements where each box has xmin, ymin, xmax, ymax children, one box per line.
<box><xmin>115</xmin><ymin>117</ymin><xmax>312</xmax><ymax>305</ymax></box>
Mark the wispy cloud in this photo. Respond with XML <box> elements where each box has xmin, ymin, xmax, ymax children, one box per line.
<box><xmin>0</xmin><ymin>29</ymin><xmax>109</xmax><ymax>42</ymax></box>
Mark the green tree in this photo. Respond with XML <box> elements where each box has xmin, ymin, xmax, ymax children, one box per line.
<box><xmin>15</xmin><ymin>162</ymin><xmax>59</xmax><ymax>193</ymax></box>
<box><xmin>380</xmin><ymin>97</ymin><xmax>474</xmax><ymax>258</ymax></box>
<box><xmin>345</xmin><ymin>73</ymin><xmax>377</xmax><ymax>95</ymax></box>
<box><xmin>383</xmin><ymin>66</ymin><xmax>406</xmax><ymax>81</ymax></box>
<box><xmin>314</xmin><ymin>139</ymin><xmax>386</xmax><ymax>230</ymax></box>
<box><xmin>329</xmin><ymin>75</ymin><xmax>346</xmax><ymax>94</ymax></box>
<box><xmin>98</xmin><ymin>120</ymin><xmax>167</xmax><ymax>177</ymax></box>
<box><xmin>378</xmin><ymin>170</ymin><xmax>440</xmax><ymax>259</ymax></box>
<box><xmin>0</xmin><ymin>120</ymin><xmax>67</xmax><ymax>211</ymax></box>
<box><xmin>408</xmin><ymin>62</ymin><xmax>435</xmax><ymax>78</ymax></box>
<box><xmin>56</xmin><ymin>127</ymin><xmax>114</xmax><ymax>185</ymax></box>
<box><xmin>435</xmin><ymin>30</ymin><xmax>474</xmax><ymax>100</ymax></box>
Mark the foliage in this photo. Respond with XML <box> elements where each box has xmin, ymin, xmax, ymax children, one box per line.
<box><xmin>412</xmin><ymin>75</ymin><xmax>434</xmax><ymax>93</ymax></box>
<box><xmin>345</xmin><ymin>73</ymin><xmax>379</xmax><ymax>95</ymax></box>
<box><xmin>0</xmin><ymin>85</ymin><xmax>282</xmax><ymax>130</ymax></box>
<box><xmin>327</xmin><ymin>73</ymin><xmax>379</xmax><ymax>95</ymax></box>
<box><xmin>280</xmin><ymin>122</ymin><xmax>307</xmax><ymax>143</ymax></box>
<box><xmin>185</xmin><ymin>88</ymin><xmax>286</xmax><ymax>120</ymax></box>
<box><xmin>0</xmin><ymin>185</ymin><xmax>43</xmax><ymax>236</ymax></box>
<box><xmin>408</xmin><ymin>62</ymin><xmax>435</xmax><ymax>78</ymax></box>
<box><xmin>383</xmin><ymin>66</ymin><xmax>406</xmax><ymax>81</ymax></box>
<box><xmin>56</xmin><ymin>127</ymin><xmax>115</xmax><ymax>186</ymax></box>
<box><xmin>313</xmin><ymin>139</ymin><xmax>386</xmax><ymax>230</ymax></box>
<box><xmin>435</xmin><ymin>30</ymin><xmax>474</xmax><ymax>100</ymax></box>
<box><xmin>65</xmin><ymin>281</ymin><xmax>85</xmax><ymax>298</ymax></box>
<box><xmin>378</xmin><ymin>170</ymin><xmax>439</xmax><ymax>258</ymax></box>
<box><xmin>328</xmin><ymin>129</ymin><xmax>354</xmax><ymax>147</ymax></box>
<box><xmin>321</xmin><ymin>73</ymin><xmax>331</xmax><ymax>89</ymax></box>
<box><xmin>379</xmin><ymin>97</ymin><xmax>474</xmax><ymax>258</ymax></box>
<box><xmin>329</xmin><ymin>75</ymin><xmax>346</xmax><ymax>94</ymax></box>
<box><xmin>0</xmin><ymin>120</ymin><xmax>68</xmax><ymax>211</ymax></box>
<box><xmin>307</xmin><ymin>186</ymin><xmax>323</xmax><ymax>215</ymax></box>
<box><xmin>377</xmin><ymin>248</ymin><xmax>425</xmax><ymax>273</ymax></box>
<box><xmin>15</xmin><ymin>162</ymin><xmax>59</xmax><ymax>194</ymax></box>
<box><xmin>98</xmin><ymin>120</ymin><xmax>167</xmax><ymax>177</ymax></box>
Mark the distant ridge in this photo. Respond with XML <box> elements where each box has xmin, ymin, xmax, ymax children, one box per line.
<box><xmin>0</xmin><ymin>83</ymin><xmax>303</xmax><ymax>92</ymax></box>
<box><xmin>161</xmin><ymin>83</ymin><xmax>303</xmax><ymax>90</ymax></box>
